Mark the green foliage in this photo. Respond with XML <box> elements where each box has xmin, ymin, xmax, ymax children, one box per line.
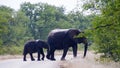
<box><xmin>20</xmin><ymin>2</ymin><xmax>66</xmax><ymax>39</ymax></box>
<box><xmin>0</xmin><ymin>6</ymin><xmax>13</xmax><ymax>46</ymax></box>
<box><xmin>84</xmin><ymin>0</ymin><xmax>120</xmax><ymax>62</ymax></box>
<box><xmin>0</xmin><ymin>45</ymin><xmax>23</xmax><ymax>55</ymax></box>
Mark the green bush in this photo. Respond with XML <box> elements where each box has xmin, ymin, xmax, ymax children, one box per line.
<box><xmin>0</xmin><ymin>45</ymin><xmax>23</xmax><ymax>55</ymax></box>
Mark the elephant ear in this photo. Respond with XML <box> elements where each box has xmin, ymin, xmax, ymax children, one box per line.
<box><xmin>68</xmin><ymin>29</ymin><xmax>81</xmax><ymax>39</ymax></box>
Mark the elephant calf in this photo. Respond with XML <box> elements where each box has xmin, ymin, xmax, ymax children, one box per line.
<box><xmin>23</xmin><ymin>39</ymin><xmax>49</xmax><ymax>61</ymax></box>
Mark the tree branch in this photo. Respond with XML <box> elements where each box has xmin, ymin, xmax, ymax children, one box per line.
<box><xmin>95</xmin><ymin>23</ymin><xmax>114</xmax><ymax>29</ymax></box>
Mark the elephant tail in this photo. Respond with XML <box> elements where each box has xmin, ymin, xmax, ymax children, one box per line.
<box><xmin>23</xmin><ymin>45</ymin><xmax>28</xmax><ymax>55</ymax></box>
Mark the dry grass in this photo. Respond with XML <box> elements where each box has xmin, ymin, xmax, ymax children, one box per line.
<box><xmin>0</xmin><ymin>55</ymin><xmax>22</xmax><ymax>60</ymax></box>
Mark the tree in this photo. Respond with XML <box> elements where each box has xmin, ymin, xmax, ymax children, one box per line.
<box><xmin>83</xmin><ymin>0</ymin><xmax>120</xmax><ymax>61</ymax></box>
<box><xmin>11</xmin><ymin>10</ymin><xmax>30</xmax><ymax>45</ymax></box>
<box><xmin>0</xmin><ymin>6</ymin><xmax>13</xmax><ymax>46</ymax></box>
<box><xmin>20</xmin><ymin>2</ymin><xmax>66</xmax><ymax>39</ymax></box>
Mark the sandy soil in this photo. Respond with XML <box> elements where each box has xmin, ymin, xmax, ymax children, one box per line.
<box><xmin>0</xmin><ymin>55</ymin><xmax>21</xmax><ymax>60</ymax></box>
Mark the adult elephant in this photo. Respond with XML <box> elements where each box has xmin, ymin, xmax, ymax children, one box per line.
<box><xmin>46</xmin><ymin>28</ymin><xmax>88</xmax><ymax>60</ymax></box>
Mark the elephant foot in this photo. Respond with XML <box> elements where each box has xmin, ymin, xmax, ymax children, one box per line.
<box><xmin>31</xmin><ymin>59</ymin><xmax>35</xmax><ymax>61</ymax></box>
<box><xmin>46</xmin><ymin>55</ymin><xmax>50</xmax><ymax>59</ymax></box>
<box><xmin>37</xmin><ymin>59</ymin><xmax>41</xmax><ymax>61</ymax></box>
<box><xmin>23</xmin><ymin>59</ymin><xmax>27</xmax><ymax>61</ymax></box>
<box><xmin>61</xmin><ymin>58</ymin><xmax>66</xmax><ymax>61</ymax></box>
<box><xmin>50</xmin><ymin>58</ymin><xmax>56</xmax><ymax>61</ymax></box>
<box><xmin>41</xmin><ymin>58</ymin><xmax>44</xmax><ymax>60</ymax></box>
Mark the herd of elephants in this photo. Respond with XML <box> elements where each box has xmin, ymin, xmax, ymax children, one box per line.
<box><xmin>23</xmin><ymin>28</ymin><xmax>88</xmax><ymax>61</ymax></box>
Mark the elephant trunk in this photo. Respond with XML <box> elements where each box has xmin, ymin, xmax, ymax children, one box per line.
<box><xmin>83</xmin><ymin>43</ymin><xmax>88</xmax><ymax>58</ymax></box>
<box><xmin>83</xmin><ymin>39</ymin><xmax>88</xmax><ymax>58</ymax></box>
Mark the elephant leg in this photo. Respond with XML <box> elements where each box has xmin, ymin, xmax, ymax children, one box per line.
<box><xmin>46</xmin><ymin>49</ymin><xmax>54</xmax><ymax>60</ymax></box>
<box><xmin>61</xmin><ymin>47</ymin><xmax>69</xmax><ymax>60</ymax></box>
<box><xmin>37</xmin><ymin>51</ymin><xmax>41</xmax><ymax>61</ymax></box>
<box><xmin>29</xmin><ymin>53</ymin><xmax>35</xmax><ymax>61</ymax></box>
<box><xmin>50</xmin><ymin>49</ymin><xmax>56</xmax><ymax>61</ymax></box>
<box><xmin>23</xmin><ymin>53</ymin><xmax>27</xmax><ymax>61</ymax></box>
<box><xmin>40</xmin><ymin>48</ymin><xmax>45</xmax><ymax>60</ymax></box>
<box><xmin>72</xmin><ymin>45</ymin><xmax>77</xmax><ymax>57</ymax></box>
<box><xmin>46</xmin><ymin>53</ymin><xmax>50</xmax><ymax>59</ymax></box>
<box><xmin>46</xmin><ymin>50</ymin><xmax>51</xmax><ymax>60</ymax></box>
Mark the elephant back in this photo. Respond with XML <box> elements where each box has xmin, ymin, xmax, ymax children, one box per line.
<box><xmin>48</xmin><ymin>29</ymin><xmax>69</xmax><ymax>38</ymax></box>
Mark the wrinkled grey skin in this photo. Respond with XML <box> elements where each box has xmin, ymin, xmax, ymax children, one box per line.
<box><xmin>46</xmin><ymin>28</ymin><xmax>88</xmax><ymax>61</ymax></box>
<box><xmin>23</xmin><ymin>39</ymin><xmax>49</xmax><ymax>61</ymax></box>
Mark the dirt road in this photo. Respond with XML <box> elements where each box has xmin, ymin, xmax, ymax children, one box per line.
<box><xmin>58</xmin><ymin>51</ymin><xmax>120</xmax><ymax>68</ymax></box>
<box><xmin>0</xmin><ymin>51</ymin><xmax>119</xmax><ymax>68</ymax></box>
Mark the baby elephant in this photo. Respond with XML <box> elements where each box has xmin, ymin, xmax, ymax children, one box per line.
<box><xmin>23</xmin><ymin>39</ymin><xmax>49</xmax><ymax>61</ymax></box>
